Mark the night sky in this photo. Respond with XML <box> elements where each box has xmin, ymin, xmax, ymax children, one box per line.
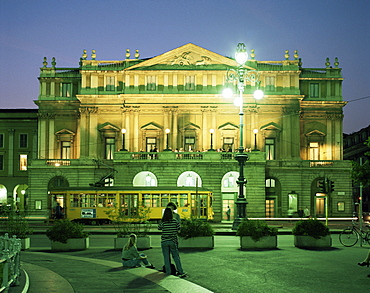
<box><xmin>0</xmin><ymin>0</ymin><xmax>369</xmax><ymax>134</ymax></box>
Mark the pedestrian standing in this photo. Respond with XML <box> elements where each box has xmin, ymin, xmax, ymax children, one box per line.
<box><xmin>304</xmin><ymin>206</ymin><xmax>310</xmax><ymax>218</ymax></box>
<box><xmin>166</xmin><ymin>202</ymin><xmax>180</xmax><ymax>222</ymax></box>
<box><xmin>226</xmin><ymin>206</ymin><xmax>231</xmax><ymax>221</ymax></box>
<box><xmin>158</xmin><ymin>207</ymin><xmax>186</xmax><ymax>278</ymax></box>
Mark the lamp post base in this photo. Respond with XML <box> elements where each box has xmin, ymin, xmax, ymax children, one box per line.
<box><xmin>232</xmin><ymin>152</ymin><xmax>249</xmax><ymax>230</ymax></box>
<box><xmin>232</xmin><ymin>198</ymin><xmax>248</xmax><ymax>230</ymax></box>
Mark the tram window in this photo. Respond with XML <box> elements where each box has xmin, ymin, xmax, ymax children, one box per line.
<box><xmin>143</xmin><ymin>198</ymin><xmax>151</xmax><ymax>207</ymax></box>
<box><xmin>180</xmin><ymin>193</ymin><xmax>187</xmax><ymax>198</ymax></box>
<box><xmin>161</xmin><ymin>198</ymin><xmax>169</xmax><ymax>207</ymax></box>
<box><xmin>70</xmin><ymin>194</ymin><xmax>79</xmax><ymax>207</ymax></box>
<box><xmin>107</xmin><ymin>194</ymin><xmax>115</xmax><ymax>207</ymax></box>
<box><xmin>152</xmin><ymin>197</ymin><xmax>160</xmax><ymax>207</ymax></box>
<box><xmin>88</xmin><ymin>194</ymin><xmax>97</xmax><ymax>207</ymax></box>
<box><xmin>170</xmin><ymin>196</ymin><xmax>178</xmax><ymax>206</ymax></box>
<box><xmin>179</xmin><ymin>198</ymin><xmax>188</xmax><ymax>207</ymax></box>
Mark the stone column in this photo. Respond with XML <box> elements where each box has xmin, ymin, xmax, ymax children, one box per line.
<box><xmin>89</xmin><ymin>107</ymin><xmax>99</xmax><ymax>158</ymax></box>
<box><xmin>38</xmin><ymin>113</ymin><xmax>47</xmax><ymax>159</ymax></box>
<box><xmin>8</xmin><ymin>129</ymin><xmax>15</xmax><ymax>176</ymax></box>
<box><xmin>201</xmin><ymin>107</ymin><xmax>208</xmax><ymax>151</ymax></box>
<box><xmin>172</xmin><ymin>109</ymin><xmax>178</xmax><ymax>150</ymax></box>
<box><xmin>133</xmin><ymin>107</ymin><xmax>140</xmax><ymax>152</ymax></box>
<box><xmin>211</xmin><ymin>107</ymin><xmax>217</xmax><ymax>150</ymax></box>
<box><xmin>282</xmin><ymin>107</ymin><xmax>292</xmax><ymax>159</ymax></box>
<box><xmin>79</xmin><ymin>108</ymin><xmax>88</xmax><ymax>158</ymax></box>
<box><xmin>48</xmin><ymin>116</ymin><xmax>55</xmax><ymax>159</ymax></box>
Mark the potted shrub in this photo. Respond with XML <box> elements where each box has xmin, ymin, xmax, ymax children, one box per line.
<box><xmin>292</xmin><ymin>218</ymin><xmax>332</xmax><ymax>248</ymax></box>
<box><xmin>0</xmin><ymin>208</ymin><xmax>33</xmax><ymax>250</ymax></box>
<box><xmin>46</xmin><ymin>219</ymin><xmax>89</xmax><ymax>251</ymax></box>
<box><xmin>178</xmin><ymin>218</ymin><xmax>215</xmax><ymax>248</ymax></box>
<box><xmin>236</xmin><ymin>219</ymin><xmax>278</xmax><ymax>249</ymax></box>
<box><xmin>105</xmin><ymin>203</ymin><xmax>152</xmax><ymax>250</ymax></box>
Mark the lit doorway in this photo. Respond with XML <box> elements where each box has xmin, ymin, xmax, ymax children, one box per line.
<box><xmin>315</xmin><ymin>196</ymin><xmax>325</xmax><ymax>217</ymax></box>
<box><xmin>222</xmin><ymin>199</ymin><xmax>234</xmax><ymax>221</ymax></box>
<box><xmin>266</xmin><ymin>198</ymin><xmax>275</xmax><ymax>218</ymax></box>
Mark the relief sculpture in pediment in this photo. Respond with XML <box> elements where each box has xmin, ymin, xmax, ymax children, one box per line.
<box><xmin>169</xmin><ymin>51</ymin><xmax>211</xmax><ymax>66</ymax></box>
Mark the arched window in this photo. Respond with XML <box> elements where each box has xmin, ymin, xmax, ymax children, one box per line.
<box><xmin>177</xmin><ymin>171</ymin><xmax>202</xmax><ymax>187</ymax></box>
<box><xmin>133</xmin><ymin>172</ymin><xmax>157</xmax><ymax>187</ymax></box>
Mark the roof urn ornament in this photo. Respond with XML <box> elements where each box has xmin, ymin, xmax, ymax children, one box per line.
<box><xmin>91</xmin><ymin>50</ymin><xmax>96</xmax><ymax>60</ymax></box>
<box><xmin>126</xmin><ymin>49</ymin><xmax>130</xmax><ymax>59</ymax></box>
<box><xmin>135</xmin><ymin>49</ymin><xmax>140</xmax><ymax>59</ymax></box>
<box><xmin>82</xmin><ymin>50</ymin><xmax>88</xmax><ymax>60</ymax></box>
<box><xmin>42</xmin><ymin>57</ymin><xmax>48</xmax><ymax>68</ymax></box>
<box><xmin>294</xmin><ymin>50</ymin><xmax>299</xmax><ymax>60</ymax></box>
<box><xmin>51</xmin><ymin>57</ymin><xmax>56</xmax><ymax>68</ymax></box>
<box><xmin>325</xmin><ymin>57</ymin><xmax>331</xmax><ymax>68</ymax></box>
<box><xmin>284</xmin><ymin>50</ymin><xmax>290</xmax><ymax>60</ymax></box>
<box><xmin>250</xmin><ymin>49</ymin><xmax>255</xmax><ymax>60</ymax></box>
<box><xmin>334</xmin><ymin>57</ymin><xmax>339</xmax><ymax>68</ymax></box>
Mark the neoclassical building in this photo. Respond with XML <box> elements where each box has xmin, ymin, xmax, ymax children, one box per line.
<box><xmin>27</xmin><ymin>43</ymin><xmax>352</xmax><ymax>221</ymax></box>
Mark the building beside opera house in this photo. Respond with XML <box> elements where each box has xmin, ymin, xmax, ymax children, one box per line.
<box><xmin>1</xmin><ymin>43</ymin><xmax>353</xmax><ymax>221</ymax></box>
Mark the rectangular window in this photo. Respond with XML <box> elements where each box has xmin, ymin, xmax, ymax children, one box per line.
<box><xmin>185</xmin><ymin>137</ymin><xmax>195</xmax><ymax>151</ymax></box>
<box><xmin>106</xmin><ymin>76</ymin><xmax>115</xmax><ymax>91</ymax></box>
<box><xmin>309</xmin><ymin>83</ymin><xmax>319</xmax><ymax>98</ymax></box>
<box><xmin>265</xmin><ymin>138</ymin><xmax>275</xmax><ymax>160</ymax></box>
<box><xmin>62</xmin><ymin>83</ymin><xmax>71</xmax><ymax>97</ymax></box>
<box><xmin>266</xmin><ymin>76</ymin><xmax>275</xmax><ymax>92</ymax></box>
<box><xmin>0</xmin><ymin>154</ymin><xmax>3</xmax><ymax>170</ymax></box>
<box><xmin>20</xmin><ymin>134</ymin><xmax>28</xmax><ymax>148</ymax></box>
<box><xmin>147</xmin><ymin>76</ymin><xmax>156</xmax><ymax>91</ymax></box>
<box><xmin>223</xmin><ymin>137</ymin><xmax>234</xmax><ymax>151</ymax></box>
<box><xmin>309</xmin><ymin>142</ymin><xmax>319</xmax><ymax>160</ymax></box>
<box><xmin>288</xmin><ymin>193</ymin><xmax>298</xmax><ymax>212</ymax></box>
<box><xmin>185</xmin><ymin>76</ymin><xmax>195</xmax><ymax>91</ymax></box>
<box><xmin>61</xmin><ymin>141</ymin><xmax>71</xmax><ymax>159</ymax></box>
<box><xmin>337</xmin><ymin>201</ymin><xmax>345</xmax><ymax>212</ymax></box>
<box><xmin>146</xmin><ymin>137</ymin><xmax>157</xmax><ymax>152</ymax></box>
<box><xmin>0</xmin><ymin>134</ymin><xmax>3</xmax><ymax>148</ymax></box>
<box><xmin>105</xmin><ymin>138</ymin><xmax>115</xmax><ymax>159</ymax></box>
<box><xmin>265</xmin><ymin>178</ymin><xmax>276</xmax><ymax>188</ymax></box>
<box><xmin>20</xmin><ymin>154</ymin><xmax>27</xmax><ymax>171</ymax></box>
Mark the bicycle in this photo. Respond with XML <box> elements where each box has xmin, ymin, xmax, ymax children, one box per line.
<box><xmin>339</xmin><ymin>220</ymin><xmax>370</xmax><ymax>247</ymax></box>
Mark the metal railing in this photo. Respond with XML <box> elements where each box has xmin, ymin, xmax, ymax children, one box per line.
<box><xmin>0</xmin><ymin>234</ymin><xmax>21</xmax><ymax>292</ymax></box>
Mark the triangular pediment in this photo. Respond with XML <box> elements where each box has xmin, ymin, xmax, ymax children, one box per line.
<box><xmin>98</xmin><ymin>122</ymin><xmax>120</xmax><ymax>132</ymax></box>
<box><xmin>141</xmin><ymin>122</ymin><xmax>162</xmax><ymax>130</ymax></box>
<box><xmin>261</xmin><ymin>122</ymin><xmax>281</xmax><ymax>132</ymax></box>
<box><xmin>306</xmin><ymin>130</ymin><xmax>326</xmax><ymax>137</ymax></box>
<box><xmin>55</xmin><ymin>128</ymin><xmax>75</xmax><ymax>136</ymax></box>
<box><xmin>127</xmin><ymin>43</ymin><xmax>257</xmax><ymax>70</ymax></box>
<box><xmin>181</xmin><ymin>122</ymin><xmax>200</xmax><ymax>131</ymax></box>
<box><xmin>219</xmin><ymin>122</ymin><xmax>239</xmax><ymax>130</ymax></box>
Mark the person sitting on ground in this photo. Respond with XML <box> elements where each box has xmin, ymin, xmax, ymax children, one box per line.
<box><xmin>121</xmin><ymin>234</ymin><xmax>154</xmax><ymax>268</ymax></box>
<box><xmin>166</xmin><ymin>202</ymin><xmax>180</xmax><ymax>223</ymax></box>
<box><xmin>358</xmin><ymin>249</ymin><xmax>370</xmax><ymax>277</ymax></box>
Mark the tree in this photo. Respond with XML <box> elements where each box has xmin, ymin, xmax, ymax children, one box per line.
<box><xmin>352</xmin><ymin>137</ymin><xmax>370</xmax><ymax>186</ymax></box>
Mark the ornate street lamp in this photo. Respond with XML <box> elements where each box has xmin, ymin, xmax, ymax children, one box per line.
<box><xmin>223</xmin><ymin>43</ymin><xmax>263</xmax><ymax>230</ymax></box>
<box><xmin>121</xmin><ymin>129</ymin><xmax>127</xmax><ymax>151</ymax></box>
<box><xmin>209</xmin><ymin>129</ymin><xmax>215</xmax><ymax>151</ymax></box>
<box><xmin>164</xmin><ymin>128</ymin><xmax>171</xmax><ymax>151</ymax></box>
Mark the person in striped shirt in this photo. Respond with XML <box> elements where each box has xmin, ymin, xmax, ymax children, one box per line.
<box><xmin>158</xmin><ymin>207</ymin><xmax>186</xmax><ymax>278</ymax></box>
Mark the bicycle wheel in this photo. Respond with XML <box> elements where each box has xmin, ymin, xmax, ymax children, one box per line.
<box><xmin>339</xmin><ymin>228</ymin><xmax>359</xmax><ymax>247</ymax></box>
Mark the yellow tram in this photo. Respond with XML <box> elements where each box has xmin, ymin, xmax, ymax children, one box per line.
<box><xmin>49</xmin><ymin>187</ymin><xmax>213</xmax><ymax>224</ymax></box>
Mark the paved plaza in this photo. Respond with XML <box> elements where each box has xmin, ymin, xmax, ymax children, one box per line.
<box><xmin>10</xmin><ymin>227</ymin><xmax>370</xmax><ymax>293</ymax></box>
